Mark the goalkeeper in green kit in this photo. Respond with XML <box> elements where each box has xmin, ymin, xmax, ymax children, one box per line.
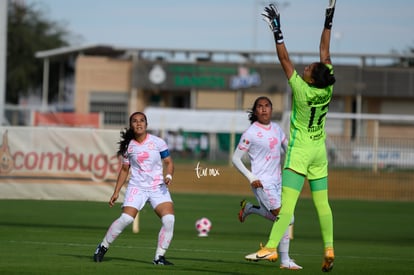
<box><xmin>245</xmin><ymin>0</ymin><xmax>336</xmax><ymax>272</ymax></box>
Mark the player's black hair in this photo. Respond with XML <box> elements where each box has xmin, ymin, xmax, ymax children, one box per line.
<box><xmin>311</xmin><ymin>62</ymin><xmax>336</xmax><ymax>89</ymax></box>
<box><xmin>117</xmin><ymin>112</ymin><xmax>148</xmax><ymax>156</ymax></box>
<box><xmin>248</xmin><ymin>96</ymin><xmax>273</xmax><ymax>124</ymax></box>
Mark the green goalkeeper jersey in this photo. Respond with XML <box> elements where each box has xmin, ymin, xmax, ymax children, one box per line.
<box><xmin>287</xmin><ymin>64</ymin><xmax>333</xmax><ymax>146</ymax></box>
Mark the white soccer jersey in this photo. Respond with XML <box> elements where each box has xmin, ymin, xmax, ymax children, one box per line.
<box><xmin>123</xmin><ymin>134</ymin><xmax>169</xmax><ymax>189</ymax></box>
<box><xmin>237</xmin><ymin>122</ymin><xmax>287</xmax><ymax>185</ymax></box>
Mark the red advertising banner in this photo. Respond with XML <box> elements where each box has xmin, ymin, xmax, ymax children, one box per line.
<box><xmin>33</xmin><ymin>112</ymin><xmax>102</xmax><ymax>128</ymax></box>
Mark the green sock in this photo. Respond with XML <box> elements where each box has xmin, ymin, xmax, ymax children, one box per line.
<box><xmin>266</xmin><ymin>170</ymin><xmax>303</xmax><ymax>248</ymax></box>
<box><xmin>310</xmin><ymin>178</ymin><xmax>334</xmax><ymax>248</ymax></box>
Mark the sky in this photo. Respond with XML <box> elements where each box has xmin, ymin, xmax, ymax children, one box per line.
<box><xmin>26</xmin><ymin>0</ymin><xmax>414</xmax><ymax>55</ymax></box>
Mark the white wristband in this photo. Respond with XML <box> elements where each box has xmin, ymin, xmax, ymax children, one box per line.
<box><xmin>165</xmin><ymin>174</ymin><xmax>172</xmax><ymax>181</ymax></box>
<box><xmin>248</xmin><ymin>175</ymin><xmax>258</xmax><ymax>184</ymax></box>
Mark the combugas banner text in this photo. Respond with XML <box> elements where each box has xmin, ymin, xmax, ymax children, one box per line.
<box><xmin>0</xmin><ymin>127</ymin><xmax>123</xmax><ymax>201</ymax></box>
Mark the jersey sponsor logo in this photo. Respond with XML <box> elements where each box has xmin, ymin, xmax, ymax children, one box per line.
<box><xmin>307</xmin><ymin>94</ymin><xmax>331</xmax><ymax>106</ymax></box>
<box><xmin>148</xmin><ymin>141</ymin><xmax>155</xmax><ymax>150</ymax></box>
<box><xmin>308</xmin><ymin>124</ymin><xmax>324</xmax><ymax>133</ymax></box>
<box><xmin>310</xmin><ymin>131</ymin><xmax>324</xmax><ymax>140</ymax></box>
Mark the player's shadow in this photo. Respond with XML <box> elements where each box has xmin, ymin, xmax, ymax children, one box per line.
<box><xmin>60</xmin><ymin>253</ymin><xmax>276</xmax><ymax>274</ymax></box>
<box><xmin>168</xmin><ymin>256</ymin><xmax>276</xmax><ymax>274</ymax></box>
<box><xmin>59</xmin><ymin>253</ymin><xmax>147</xmax><ymax>264</ymax></box>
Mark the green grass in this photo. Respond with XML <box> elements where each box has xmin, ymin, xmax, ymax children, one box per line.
<box><xmin>0</xmin><ymin>194</ymin><xmax>414</xmax><ymax>274</ymax></box>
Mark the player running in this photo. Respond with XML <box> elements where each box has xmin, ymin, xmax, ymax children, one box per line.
<box><xmin>232</xmin><ymin>96</ymin><xmax>302</xmax><ymax>270</ymax></box>
<box><xmin>246</xmin><ymin>0</ymin><xmax>337</xmax><ymax>272</ymax></box>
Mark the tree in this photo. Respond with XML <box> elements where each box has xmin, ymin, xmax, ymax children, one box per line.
<box><xmin>6</xmin><ymin>2</ymin><xmax>75</xmax><ymax>104</ymax></box>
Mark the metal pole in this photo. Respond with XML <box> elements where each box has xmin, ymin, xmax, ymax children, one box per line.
<box><xmin>372</xmin><ymin>120</ymin><xmax>379</xmax><ymax>173</ymax></box>
<box><xmin>356</xmin><ymin>93</ymin><xmax>362</xmax><ymax>142</ymax></box>
<box><xmin>0</xmin><ymin>0</ymin><xmax>8</xmax><ymax>125</ymax></box>
<box><xmin>41</xmin><ymin>58</ymin><xmax>50</xmax><ymax>111</ymax></box>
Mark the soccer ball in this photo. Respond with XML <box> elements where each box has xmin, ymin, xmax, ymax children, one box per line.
<box><xmin>195</xmin><ymin>217</ymin><xmax>212</xmax><ymax>237</ymax></box>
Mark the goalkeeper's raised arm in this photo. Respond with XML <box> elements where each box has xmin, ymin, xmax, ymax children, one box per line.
<box><xmin>261</xmin><ymin>4</ymin><xmax>294</xmax><ymax>79</ymax></box>
<box><xmin>320</xmin><ymin>0</ymin><xmax>336</xmax><ymax>65</ymax></box>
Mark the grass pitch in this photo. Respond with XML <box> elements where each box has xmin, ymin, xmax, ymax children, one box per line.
<box><xmin>0</xmin><ymin>194</ymin><xmax>413</xmax><ymax>274</ymax></box>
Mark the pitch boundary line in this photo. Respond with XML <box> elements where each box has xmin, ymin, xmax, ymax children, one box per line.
<box><xmin>2</xmin><ymin>239</ymin><xmax>414</xmax><ymax>262</ymax></box>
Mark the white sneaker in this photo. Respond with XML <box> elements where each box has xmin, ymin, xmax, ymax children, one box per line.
<box><xmin>280</xmin><ymin>259</ymin><xmax>303</xmax><ymax>270</ymax></box>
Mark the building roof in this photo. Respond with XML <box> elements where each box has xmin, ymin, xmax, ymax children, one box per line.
<box><xmin>35</xmin><ymin>44</ymin><xmax>127</xmax><ymax>59</ymax></box>
<box><xmin>35</xmin><ymin>43</ymin><xmax>414</xmax><ymax>66</ymax></box>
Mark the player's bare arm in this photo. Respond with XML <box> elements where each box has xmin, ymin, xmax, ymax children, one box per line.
<box><xmin>110</xmin><ymin>163</ymin><xmax>129</xmax><ymax>207</ymax></box>
<box><xmin>320</xmin><ymin>28</ymin><xmax>332</xmax><ymax>65</ymax></box>
<box><xmin>261</xmin><ymin>4</ymin><xmax>294</xmax><ymax>79</ymax></box>
<box><xmin>163</xmin><ymin>156</ymin><xmax>174</xmax><ymax>185</ymax></box>
<box><xmin>276</xmin><ymin>43</ymin><xmax>294</xmax><ymax>79</ymax></box>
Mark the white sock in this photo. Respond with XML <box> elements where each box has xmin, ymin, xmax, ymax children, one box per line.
<box><xmin>249</xmin><ymin>205</ymin><xmax>277</xmax><ymax>221</ymax></box>
<box><xmin>278</xmin><ymin>216</ymin><xmax>295</xmax><ymax>264</ymax></box>
<box><xmin>278</xmin><ymin>226</ymin><xmax>291</xmax><ymax>264</ymax></box>
<box><xmin>155</xmin><ymin>214</ymin><xmax>175</xmax><ymax>259</ymax></box>
<box><xmin>102</xmin><ymin>213</ymin><xmax>134</xmax><ymax>248</ymax></box>
<box><xmin>155</xmin><ymin>247</ymin><xmax>166</xmax><ymax>259</ymax></box>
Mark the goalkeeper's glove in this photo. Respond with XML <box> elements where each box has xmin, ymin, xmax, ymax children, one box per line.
<box><xmin>261</xmin><ymin>4</ymin><xmax>284</xmax><ymax>44</ymax></box>
<box><xmin>324</xmin><ymin>0</ymin><xmax>336</xmax><ymax>30</ymax></box>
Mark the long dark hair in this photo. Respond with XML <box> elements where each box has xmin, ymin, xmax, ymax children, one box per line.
<box><xmin>247</xmin><ymin>96</ymin><xmax>273</xmax><ymax>124</ymax></box>
<box><xmin>311</xmin><ymin>62</ymin><xmax>336</xmax><ymax>88</ymax></box>
<box><xmin>117</xmin><ymin>112</ymin><xmax>148</xmax><ymax>156</ymax></box>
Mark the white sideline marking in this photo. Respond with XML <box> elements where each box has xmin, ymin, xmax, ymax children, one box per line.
<box><xmin>2</xmin><ymin>239</ymin><xmax>414</xmax><ymax>262</ymax></box>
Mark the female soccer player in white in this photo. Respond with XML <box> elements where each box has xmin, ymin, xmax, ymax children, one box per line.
<box><xmin>93</xmin><ymin>111</ymin><xmax>175</xmax><ymax>265</ymax></box>
<box><xmin>232</xmin><ymin>96</ymin><xmax>302</xmax><ymax>270</ymax></box>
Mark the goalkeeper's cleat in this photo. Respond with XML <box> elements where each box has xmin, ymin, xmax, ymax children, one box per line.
<box><xmin>244</xmin><ymin>252</ymin><xmax>259</xmax><ymax>262</ymax></box>
<box><xmin>93</xmin><ymin>243</ymin><xmax>108</xmax><ymax>262</ymax></box>
<box><xmin>153</xmin><ymin>255</ymin><xmax>174</xmax><ymax>265</ymax></box>
<box><xmin>322</xmin><ymin>247</ymin><xmax>335</xmax><ymax>272</ymax></box>
<box><xmin>245</xmin><ymin>243</ymin><xmax>278</xmax><ymax>262</ymax></box>
<box><xmin>238</xmin><ymin>199</ymin><xmax>252</xmax><ymax>223</ymax></box>
<box><xmin>280</xmin><ymin>259</ymin><xmax>303</xmax><ymax>270</ymax></box>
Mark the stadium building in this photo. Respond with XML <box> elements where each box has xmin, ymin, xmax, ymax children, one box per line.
<box><xmin>34</xmin><ymin>45</ymin><xmax>414</xmax><ymax>139</ymax></box>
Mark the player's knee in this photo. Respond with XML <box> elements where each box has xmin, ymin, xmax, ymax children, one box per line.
<box><xmin>119</xmin><ymin>213</ymin><xmax>134</xmax><ymax>226</ymax></box>
<box><xmin>271</xmin><ymin>207</ymin><xmax>281</xmax><ymax>217</ymax></box>
<box><xmin>162</xmin><ymin>214</ymin><xmax>175</xmax><ymax>230</ymax></box>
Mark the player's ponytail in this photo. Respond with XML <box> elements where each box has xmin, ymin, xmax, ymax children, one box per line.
<box><xmin>311</xmin><ymin>63</ymin><xmax>336</xmax><ymax>88</ymax></box>
<box><xmin>117</xmin><ymin>128</ymin><xmax>134</xmax><ymax>157</ymax></box>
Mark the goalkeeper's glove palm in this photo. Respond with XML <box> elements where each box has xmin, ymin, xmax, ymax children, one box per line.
<box><xmin>324</xmin><ymin>0</ymin><xmax>336</xmax><ymax>29</ymax></box>
<box><xmin>261</xmin><ymin>4</ymin><xmax>284</xmax><ymax>44</ymax></box>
